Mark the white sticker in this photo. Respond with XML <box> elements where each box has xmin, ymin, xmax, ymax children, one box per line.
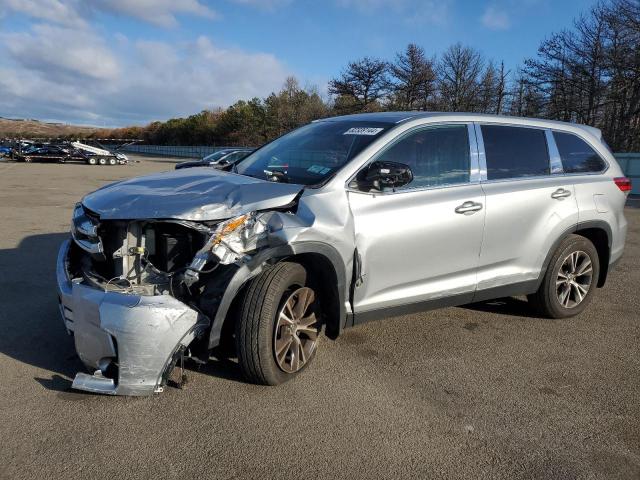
<box><xmin>343</xmin><ymin>127</ymin><xmax>384</xmax><ymax>136</ymax></box>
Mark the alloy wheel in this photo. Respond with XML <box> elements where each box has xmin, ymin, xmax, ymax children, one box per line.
<box><xmin>273</xmin><ymin>287</ymin><xmax>319</xmax><ymax>373</ymax></box>
<box><xmin>556</xmin><ymin>250</ymin><xmax>593</xmax><ymax>308</ymax></box>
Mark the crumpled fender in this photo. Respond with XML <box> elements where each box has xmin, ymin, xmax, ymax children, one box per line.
<box><xmin>207</xmin><ymin>240</ymin><xmax>348</xmax><ymax>349</ymax></box>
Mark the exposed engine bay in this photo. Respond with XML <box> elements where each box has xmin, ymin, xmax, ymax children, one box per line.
<box><xmin>69</xmin><ymin>202</ymin><xmax>296</xmax><ymax>301</ymax></box>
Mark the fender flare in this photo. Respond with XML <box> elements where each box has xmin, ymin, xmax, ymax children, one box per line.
<box><xmin>207</xmin><ymin>241</ymin><xmax>348</xmax><ymax>348</ymax></box>
<box><xmin>535</xmin><ymin>220</ymin><xmax>612</xmax><ymax>289</ymax></box>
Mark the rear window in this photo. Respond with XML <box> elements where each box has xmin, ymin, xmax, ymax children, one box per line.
<box><xmin>481</xmin><ymin>125</ymin><xmax>550</xmax><ymax>180</ymax></box>
<box><xmin>552</xmin><ymin>131</ymin><xmax>606</xmax><ymax>173</ymax></box>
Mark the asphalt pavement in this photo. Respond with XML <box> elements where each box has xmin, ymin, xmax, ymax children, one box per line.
<box><xmin>0</xmin><ymin>155</ymin><xmax>638</xmax><ymax>480</ymax></box>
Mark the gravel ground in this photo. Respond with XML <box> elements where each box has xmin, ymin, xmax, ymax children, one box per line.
<box><xmin>0</xmin><ymin>155</ymin><xmax>638</xmax><ymax>480</ymax></box>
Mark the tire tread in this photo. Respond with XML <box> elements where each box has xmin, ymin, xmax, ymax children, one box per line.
<box><xmin>236</xmin><ymin>262</ymin><xmax>306</xmax><ymax>385</ymax></box>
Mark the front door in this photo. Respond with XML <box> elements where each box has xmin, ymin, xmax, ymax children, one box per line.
<box><xmin>347</xmin><ymin>123</ymin><xmax>486</xmax><ymax>318</ymax></box>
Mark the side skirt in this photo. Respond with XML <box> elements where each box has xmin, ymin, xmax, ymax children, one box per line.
<box><xmin>345</xmin><ymin>280</ymin><xmax>539</xmax><ymax>328</ymax></box>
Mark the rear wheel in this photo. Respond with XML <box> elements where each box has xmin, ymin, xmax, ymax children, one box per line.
<box><xmin>23</xmin><ymin>156</ymin><xmax>32</xmax><ymax>163</ymax></box>
<box><xmin>235</xmin><ymin>262</ymin><xmax>321</xmax><ymax>385</ymax></box>
<box><xmin>87</xmin><ymin>157</ymin><xmax>97</xmax><ymax>165</ymax></box>
<box><xmin>98</xmin><ymin>157</ymin><xmax>107</xmax><ymax>166</ymax></box>
<box><xmin>528</xmin><ymin>234</ymin><xmax>599</xmax><ymax>319</ymax></box>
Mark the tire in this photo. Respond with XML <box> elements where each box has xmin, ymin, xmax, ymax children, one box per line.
<box><xmin>98</xmin><ymin>157</ymin><xmax>107</xmax><ymax>166</ymax></box>
<box><xmin>23</xmin><ymin>156</ymin><xmax>32</xmax><ymax>163</ymax></box>
<box><xmin>108</xmin><ymin>157</ymin><xmax>117</xmax><ymax>166</ymax></box>
<box><xmin>235</xmin><ymin>262</ymin><xmax>321</xmax><ymax>385</ymax></box>
<box><xmin>87</xmin><ymin>157</ymin><xmax>97</xmax><ymax>165</ymax></box>
<box><xmin>528</xmin><ymin>234</ymin><xmax>600</xmax><ymax>319</ymax></box>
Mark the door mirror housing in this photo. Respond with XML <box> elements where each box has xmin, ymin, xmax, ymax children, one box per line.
<box><xmin>353</xmin><ymin>161</ymin><xmax>414</xmax><ymax>192</ymax></box>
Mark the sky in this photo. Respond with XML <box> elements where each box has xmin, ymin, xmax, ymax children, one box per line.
<box><xmin>0</xmin><ymin>0</ymin><xmax>598</xmax><ymax>127</ymax></box>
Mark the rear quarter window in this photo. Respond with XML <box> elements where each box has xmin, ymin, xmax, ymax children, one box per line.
<box><xmin>481</xmin><ymin>125</ymin><xmax>550</xmax><ymax>180</ymax></box>
<box><xmin>552</xmin><ymin>131</ymin><xmax>607</xmax><ymax>173</ymax></box>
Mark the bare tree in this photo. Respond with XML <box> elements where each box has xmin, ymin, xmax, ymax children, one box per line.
<box><xmin>387</xmin><ymin>43</ymin><xmax>436</xmax><ymax>110</ymax></box>
<box><xmin>522</xmin><ymin>0</ymin><xmax>640</xmax><ymax>150</ymax></box>
<box><xmin>328</xmin><ymin>57</ymin><xmax>388</xmax><ymax>113</ymax></box>
<box><xmin>437</xmin><ymin>43</ymin><xmax>485</xmax><ymax>111</ymax></box>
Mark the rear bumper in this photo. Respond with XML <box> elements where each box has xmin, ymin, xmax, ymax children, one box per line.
<box><xmin>56</xmin><ymin>239</ymin><xmax>206</xmax><ymax>396</ymax></box>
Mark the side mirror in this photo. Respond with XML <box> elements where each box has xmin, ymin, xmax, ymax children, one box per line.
<box><xmin>354</xmin><ymin>161</ymin><xmax>413</xmax><ymax>192</ymax></box>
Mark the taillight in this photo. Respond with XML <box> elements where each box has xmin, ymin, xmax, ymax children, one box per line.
<box><xmin>614</xmin><ymin>177</ymin><xmax>632</xmax><ymax>192</ymax></box>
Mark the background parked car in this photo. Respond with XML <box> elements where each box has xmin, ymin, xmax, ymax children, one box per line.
<box><xmin>15</xmin><ymin>144</ymin><xmax>72</xmax><ymax>163</ymax></box>
<box><xmin>175</xmin><ymin>148</ymin><xmax>253</xmax><ymax>170</ymax></box>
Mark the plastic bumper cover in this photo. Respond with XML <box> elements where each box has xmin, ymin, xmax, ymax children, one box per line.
<box><xmin>56</xmin><ymin>239</ymin><xmax>205</xmax><ymax>396</ymax></box>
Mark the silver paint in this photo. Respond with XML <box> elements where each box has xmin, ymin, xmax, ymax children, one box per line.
<box><xmin>81</xmin><ymin>167</ymin><xmax>303</xmax><ymax>221</ymax></box>
<box><xmin>56</xmin><ymin>112</ymin><xmax>629</xmax><ymax>396</ymax></box>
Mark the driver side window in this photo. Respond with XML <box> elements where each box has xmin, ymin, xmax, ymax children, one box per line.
<box><xmin>375</xmin><ymin>124</ymin><xmax>471</xmax><ymax>190</ymax></box>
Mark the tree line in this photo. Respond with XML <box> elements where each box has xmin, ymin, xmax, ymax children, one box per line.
<box><xmin>99</xmin><ymin>0</ymin><xmax>639</xmax><ymax>152</ymax></box>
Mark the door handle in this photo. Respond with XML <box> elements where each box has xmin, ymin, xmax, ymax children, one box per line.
<box><xmin>551</xmin><ymin>188</ymin><xmax>572</xmax><ymax>199</ymax></box>
<box><xmin>455</xmin><ymin>201</ymin><xmax>483</xmax><ymax>214</ymax></box>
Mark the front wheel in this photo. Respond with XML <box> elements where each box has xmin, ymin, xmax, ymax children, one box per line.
<box><xmin>528</xmin><ymin>234</ymin><xmax>599</xmax><ymax>319</ymax></box>
<box><xmin>235</xmin><ymin>262</ymin><xmax>321</xmax><ymax>385</ymax></box>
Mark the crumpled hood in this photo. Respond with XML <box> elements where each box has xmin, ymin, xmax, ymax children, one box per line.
<box><xmin>82</xmin><ymin>168</ymin><xmax>303</xmax><ymax>221</ymax></box>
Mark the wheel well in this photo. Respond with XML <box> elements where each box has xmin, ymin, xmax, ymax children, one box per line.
<box><xmin>214</xmin><ymin>253</ymin><xmax>342</xmax><ymax>354</ymax></box>
<box><xmin>574</xmin><ymin>227</ymin><xmax>610</xmax><ymax>287</ymax></box>
<box><xmin>288</xmin><ymin>253</ymin><xmax>341</xmax><ymax>339</ymax></box>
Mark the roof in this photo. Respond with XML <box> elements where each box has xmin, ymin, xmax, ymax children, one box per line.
<box><xmin>317</xmin><ymin>111</ymin><xmax>602</xmax><ymax>140</ymax></box>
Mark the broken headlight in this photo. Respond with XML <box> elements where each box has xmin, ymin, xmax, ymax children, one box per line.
<box><xmin>183</xmin><ymin>212</ymin><xmax>268</xmax><ymax>286</ymax></box>
<box><xmin>71</xmin><ymin>203</ymin><xmax>103</xmax><ymax>256</ymax></box>
<box><xmin>208</xmin><ymin>212</ymin><xmax>268</xmax><ymax>263</ymax></box>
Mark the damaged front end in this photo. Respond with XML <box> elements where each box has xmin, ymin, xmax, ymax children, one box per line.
<box><xmin>57</xmin><ymin>198</ymin><xmax>302</xmax><ymax>396</ymax></box>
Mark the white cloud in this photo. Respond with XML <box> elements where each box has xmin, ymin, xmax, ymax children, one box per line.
<box><xmin>0</xmin><ymin>0</ymin><xmax>86</xmax><ymax>27</ymax></box>
<box><xmin>3</xmin><ymin>24</ymin><xmax>119</xmax><ymax>81</ymax></box>
<box><xmin>0</xmin><ymin>0</ymin><xmax>218</xmax><ymax>28</ymax></box>
<box><xmin>481</xmin><ymin>5</ymin><xmax>511</xmax><ymax>30</ymax></box>
<box><xmin>0</xmin><ymin>27</ymin><xmax>289</xmax><ymax>125</ymax></box>
<box><xmin>90</xmin><ymin>0</ymin><xmax>217</xmax><ymax>27</ymax></box>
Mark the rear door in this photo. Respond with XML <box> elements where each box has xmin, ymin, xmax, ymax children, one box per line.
<box><xmin>475</xmin><ymin>124</ymin><xmax>579</xmax><ymax>297</ymax></box>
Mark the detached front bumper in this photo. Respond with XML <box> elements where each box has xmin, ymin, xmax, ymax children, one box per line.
<box><xmin>56</xmin><ymin>239</ymin><xmax>206</xmax><ymax>396</ymax></box>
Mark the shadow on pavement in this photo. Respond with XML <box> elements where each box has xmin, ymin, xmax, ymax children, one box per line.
<box><xmin>462</xmin><ymin>296</ymin><xmax>540</xmax><ymax>318</ymax></box>
<box><xmin>0</xmin><ymin>233</ymin><xmax>81</xmax><ymax>392</ymax></box>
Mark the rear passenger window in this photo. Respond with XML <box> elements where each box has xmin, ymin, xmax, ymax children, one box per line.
<box><xmin>552</xmin><ymin>131</ymin><xmax>606</xmax><ymax>173</ymax></box>
<box><xmin>481</xmin><ymin>125</ymin><xmax>550</xmax><ymax>180</ymax></box>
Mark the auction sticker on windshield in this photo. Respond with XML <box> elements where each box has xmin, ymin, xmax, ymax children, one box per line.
<box><xmin>343</xmin><ymin>127</ymin><xmax>384</xmax><ymax>136</ymax></box>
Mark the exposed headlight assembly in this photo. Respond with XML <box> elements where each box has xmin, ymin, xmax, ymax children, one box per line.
<box><xmin>183</xmin><ymin>212</ymin><xmax>268</xmax><ymax>286</ymax></box>
<box><xmin>71</xmin><ymin>203</ymin><xmax>103</xmax><ymax>256</ymax></box>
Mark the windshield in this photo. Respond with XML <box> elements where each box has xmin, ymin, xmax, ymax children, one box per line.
<box><xmin>202</xmin><ymin>151</ymin><xmax>230</xmax><ymax>162</ymax></box>
<box><xmin>235</xmin><ymin>120</ymin><xmax>393</xmax><ymax>185</ymax></box>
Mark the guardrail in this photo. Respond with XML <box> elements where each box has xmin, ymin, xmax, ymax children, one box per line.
<box><xmin>614</xmin><ymin>153</ymin><xmax>640</xmax><ymax>195</ymax></box>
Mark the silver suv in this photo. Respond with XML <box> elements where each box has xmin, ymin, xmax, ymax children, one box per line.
<box><xmin>57</xmin><ymin>112</ymin><xmax>630</xmax><ymax>396</ymax></box>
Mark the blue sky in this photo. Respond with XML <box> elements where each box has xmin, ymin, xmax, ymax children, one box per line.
<box><xmin>0</xmin><ymin>0</ymin><xmax>597</xmax><ymax>126</ymax></box>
